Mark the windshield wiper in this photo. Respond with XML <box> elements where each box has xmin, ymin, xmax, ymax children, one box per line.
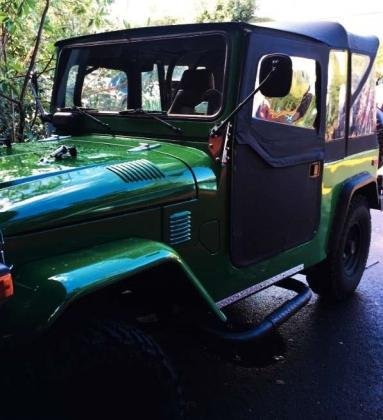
<box><xmin>119</xmin><ymin>109</ymin><xmax>183</xmax><ymax>135</ymax></box>
<box><xmin>71</xmin><ymin>106</ymin><xmax>116</xmax><ymax>137</ymax></box>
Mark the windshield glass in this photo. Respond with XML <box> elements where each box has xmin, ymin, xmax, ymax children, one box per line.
<box><xmin>55</xmin><ymin>33</ymin><xmax>227</xmax><ymax>118</ymax></box>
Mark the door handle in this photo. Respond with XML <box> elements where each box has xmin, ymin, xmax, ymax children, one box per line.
<box><xmin>309</xmin><ymin>162</ymin><xmax>321</xmax><ymax>178</ymax></box>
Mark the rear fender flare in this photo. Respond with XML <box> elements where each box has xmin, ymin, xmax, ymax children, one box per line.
<box><xmin>328</xmin><ymin>171</ymin><xmax>379</xmax><ymax>250</ymax></box>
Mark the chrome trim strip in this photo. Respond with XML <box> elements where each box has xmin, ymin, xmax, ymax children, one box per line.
<box><xmin>216</xmin><ymin>264</ymin><xmax>304</xmax><ymax>309</ymax></box>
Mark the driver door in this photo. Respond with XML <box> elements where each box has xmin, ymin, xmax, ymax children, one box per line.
<box><xmin>231</xmin><ymin>31</ymin><xmax>327</xmax><ymax>267</ymax></box>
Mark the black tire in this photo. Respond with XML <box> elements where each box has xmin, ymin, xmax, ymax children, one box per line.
<box><xmin>307</xmin><ymin>195</ymin><xmax>371</xmax><ymax>300</ymax></box>
<box><xmin>18</xmin><ymin>319</ymin><xmax>183</xmax><ymax>419</ymax></box>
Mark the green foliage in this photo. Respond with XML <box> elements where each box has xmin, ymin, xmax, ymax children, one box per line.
<box><xmin>197</xmin><ymin>0</ymin><xmax>256</xmax><ymax>23</ymax></box>
<box><xmin>0</xmin><ymin>0</ymin><xmax>261</xmax><ymax>142</ymax></box>
<box><xmin>0</xmin><ymin>0</ymin><xmax>113</xmax><ymax>141</ymax></box>
<box><xmin>145</xmin><ymin>16</ymin><xmax>179</xmax><ymax>27</ymax></box>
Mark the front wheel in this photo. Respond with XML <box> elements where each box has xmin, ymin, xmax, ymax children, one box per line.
<box><xmin>307</xmin><ymin>195</ymin><xmax>371</xmax><ymax>300</ymax></box>
<box><xmin>18</xmin><ymin>319</ymin><xmax>184</xmax><ymax>419</ymax></box>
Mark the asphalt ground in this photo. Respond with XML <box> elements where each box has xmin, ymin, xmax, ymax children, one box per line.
<box><xmin>156</xmin><ymin>209</ymin><xmax>383</xmax><ymax>420</ymax></box>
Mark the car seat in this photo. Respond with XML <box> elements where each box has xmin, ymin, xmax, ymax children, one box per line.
<box><xmin>168</xmin><ymin>69</ymin><xmax>220</xmax><ymax>115</ymax></box>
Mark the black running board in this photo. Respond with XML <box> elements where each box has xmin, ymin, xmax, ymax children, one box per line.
<box><xmin>205</xmin><ymin>278</ymin><xmax>312</xmax><ymax>343</ymax></box>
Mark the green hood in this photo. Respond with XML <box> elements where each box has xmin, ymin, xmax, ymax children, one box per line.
<box><xmin>0</xmin><ymin>135</ymin><xmax>215</xmax><ymax>236</ymax></box>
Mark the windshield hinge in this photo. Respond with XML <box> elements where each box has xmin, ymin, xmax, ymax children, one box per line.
<box><xmin>208</xmin><ymin>122</ymin><xmax>232</xmax><ymax>166</ymax></box>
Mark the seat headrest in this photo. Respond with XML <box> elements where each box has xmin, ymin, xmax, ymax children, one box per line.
<box><xmin>179</xmin><ymin>69</ymin><xmax>213</xmax><ymax>91</ymax></box>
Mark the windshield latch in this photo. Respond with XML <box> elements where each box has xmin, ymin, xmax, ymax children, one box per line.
<box><xmin>208</xmin><ymin>122</ymin><xmax>231</xmax><ymax>166</ymax></box>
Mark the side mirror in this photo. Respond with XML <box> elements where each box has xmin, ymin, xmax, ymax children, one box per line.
<box><xmin>259</xmin><ymin>54</ymin><xmax>293</xmax><ymax>98</ymax></box>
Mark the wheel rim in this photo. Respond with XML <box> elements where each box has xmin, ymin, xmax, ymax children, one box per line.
<box><xmin>342</xmin><ymin>222</ymin><xmax>363</xmax><ymax>275</ymax></box>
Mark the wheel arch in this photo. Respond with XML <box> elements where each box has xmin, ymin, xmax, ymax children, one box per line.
<box><xmin>61</xmin><ymin>259</ymin><xmax>223</xmax><ymax>325</ymax></box>
<box><xmin>327</xmin><ymin>171</ymin><xmax>378</xmax><ymax>251</ymax></box>
<box><xmin>3</xmin><ymin>238</ymin><xmax>226</xmax><ymax>342</ymax></box>
<box><xmin>338</xmin><ymin>171</ymin><xmax>380</xmax><ymax>211</ymax></box>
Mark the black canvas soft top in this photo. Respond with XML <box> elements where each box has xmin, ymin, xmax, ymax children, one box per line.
<box><xmin>55</xmin><ymin>21</ymin><xmax>379</xmax><ymax>57</ymax></box>
<box><xmin>54</xmin><ymin>22</ymin><xmax>246</xmax><ymax>48</ymax></box>
<box><xmin>261</xmin><ymin>21</ymin><xmax>379</xmax><ymax>56</ymax></box>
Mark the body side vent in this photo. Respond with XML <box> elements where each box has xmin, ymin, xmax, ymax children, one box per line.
<box><xmin>107</xmin><ymin>159</ymin><xmax>165</xmax><ymax>182</ymax></box>
<box><xmin>169</xmin><ymin>211</ymin><xmax>192</xmax><ymax>245</ymax></box>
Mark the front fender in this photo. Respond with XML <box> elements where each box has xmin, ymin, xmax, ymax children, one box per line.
<box><xmin>0</xmin><ymin>238</ymin><xmax>226</xmax><ymax>341</ymax></box>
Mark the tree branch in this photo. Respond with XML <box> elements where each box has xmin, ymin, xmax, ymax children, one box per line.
<box><xmin>17</xmin><ymin>0</ymin><xmax>50</xmax><ymax>141</ymax></box>
<box><xmin>37</xmin><ymin>53</ymin><xmax>54</xmax><ymax>77</ymax></box>
<box><xmin>0</xmin><ymin>91</ymin><xmax>21</xmax><ymax>107</ymax></box>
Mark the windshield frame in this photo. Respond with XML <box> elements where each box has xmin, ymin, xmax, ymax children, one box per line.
<box><xmin>52</xmin><ymin>30</ymin><xmax>229</xmax><ymax>122</ymax></box>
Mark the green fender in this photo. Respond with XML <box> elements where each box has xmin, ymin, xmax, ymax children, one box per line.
<box><xmin>1</xmin><ymin>238</ymin><xmax>226</xmax><ymax>341</ymax></box>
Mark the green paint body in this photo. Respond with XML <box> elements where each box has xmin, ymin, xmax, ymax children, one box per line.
<box><xmin>0</xmin><ymin>25</ymin><xmax>380</xmax><ymax>339</ymax></box>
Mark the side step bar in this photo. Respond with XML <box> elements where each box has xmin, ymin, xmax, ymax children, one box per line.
<box><xmin>205</xmin><ymin>278</ymin><xmax>312</xmax><ymax>343</ymax></box>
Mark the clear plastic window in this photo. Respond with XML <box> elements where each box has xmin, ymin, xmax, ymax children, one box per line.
<box><xmin>326</xmin><ymin>50</ymin><xmax>347</xmax><ymax>141</ymax></box>
<box><xmin>81</xmin><ymin>68</ymin><xmax>127</xmax><ymax>111</ymax></box>
<box><xmin>253</xmin><ymin>56</ymin><xmax>318</xmax><ymax>129</ymax></box>
<box><xmin>65</xmin><ymin>65</ymin><xmax>78</xmax><ymax>107</ymax></box>
<box><xmin>377</xmin><ymin>77</ymin><xmax>383</xmax><ymax>110</ymax></box>
<box><xmin>172</xmin><ymin>66</ymin><xmax>189</xmax><ymax>82</ymax></box>
<box><xmin>349</xmin><ymin>54</ymin><xmax>375</xmax><ymax>138</ymax></box>
<box><xmin>141</xmin><ymin>65</ymin><xmax>161</xmax><ymax>111</ymax></box>
<box><xmin>351</xmin><ymin>54</ymin><xmax>370</xmax><ymax>95</ymax></box>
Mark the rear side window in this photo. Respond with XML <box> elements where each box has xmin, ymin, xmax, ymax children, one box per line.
<box><xmin>377</xmin><ymin>77</ymin><xmax>383</xmax><ymax>110</ymax></box>
<box><xmin>349</xmin><ymin>54</ymin><xmax>375</xmax><ymax>138</ymax></box>
<box><xmin>253</xmin><ymin>56</ymin><xmax>318</xmax><ymax>129</ymax></box>
<box><xmin>326</xmin><ymin>50</ymin><xmax>347</xmax><ymax>141</ymax></box>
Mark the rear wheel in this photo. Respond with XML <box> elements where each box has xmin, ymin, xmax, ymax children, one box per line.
<box><xmin>307</xmin><ymin>195</ymin><xmax>371</xmax><ymax>300</ymax></box>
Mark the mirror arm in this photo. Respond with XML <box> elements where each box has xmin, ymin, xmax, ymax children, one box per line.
<box><xmin>210</xmin><ymin>67</ymin><xmax>275</xmax><ymax>136</ymax></box>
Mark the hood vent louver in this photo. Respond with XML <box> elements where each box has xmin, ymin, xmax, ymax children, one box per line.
<box><xmin>169</xmin><ymin>211</ymin><xmax>192</xmax><ymax>245</ymax></box>
<box><xmin>107</xmin><ymin>159</ymin><xmax>165</xmax><ymax>183</ymax></box>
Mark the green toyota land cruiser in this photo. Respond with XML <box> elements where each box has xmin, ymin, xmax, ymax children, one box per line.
<box><xmin>0</xmin><ymin>21</ymin><xmax>382</xmax><ymax>418</ymax></box>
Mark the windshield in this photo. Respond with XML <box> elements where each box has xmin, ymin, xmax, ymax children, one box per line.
<box><xmin>54</xmin><ymin>33</ymin><xmax>227</xmax><ymax>118</ymax></box>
